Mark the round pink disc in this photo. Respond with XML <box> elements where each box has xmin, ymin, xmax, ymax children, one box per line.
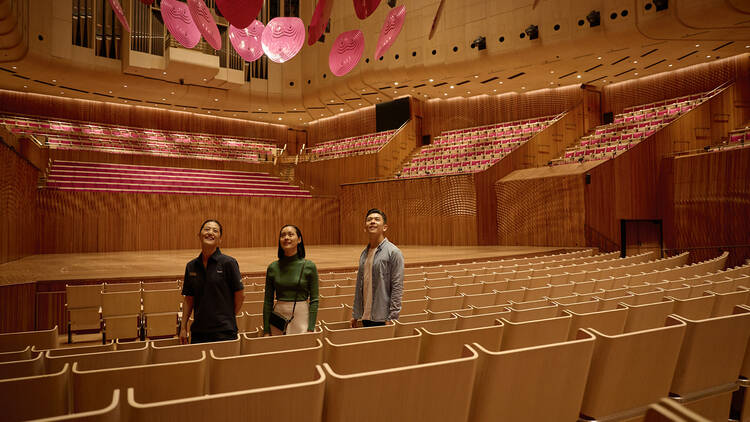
<box><xmin>261</xmin><ymin>17</ymin><xmax>306</xmax><ymax>63</ymax></box>
<box><xmin>215</xmin><ymin>0</ymin><xmax>263</xmax><ymax>30</ymax></box>
<box><xmin>308</xmin><ymin>0</ymin><xmax>334</xmax><ymax>46</ymax></box>
<box><xmin>161</xmin><ymin>0</ymin><xmax>201</xmax><ymax>49</ymax></box>
<box><xmin>187</xmin><ymin>0</ymin><xmax>221</xmax><ymax>50</ymax></box>
<box><xmin>229</xmin><ymin>20</ymin><xmax>265</xmax><ymax>62</ymax></box>
<box><xmin>353</xmin><ymin>0</ymin><xmax>382</xmax><ymax>20</ymax></box>
<box><xmin>374</xmin><ymin>5</ymin><xmax>406</xmax><ymax>60</ymax></box>
<box><xmin>329</xmin><ymin>30</ymin><xmax>364</xmax><ymax>77</ymax></box>
<box><xmin>107</xmin><ymin>0</ymin><xmax>131</xmax><ymax>32</ymax></box>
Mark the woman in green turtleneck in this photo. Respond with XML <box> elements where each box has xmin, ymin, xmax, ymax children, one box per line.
<box><xmin>263</xmin><ymin>225</ymin><xmax>319</xmax><ymax>335</ymax></box>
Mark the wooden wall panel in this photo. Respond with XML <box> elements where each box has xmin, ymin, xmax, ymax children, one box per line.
<box><xmin>0</xmin><ymin>284</ymin><xmax>36</xmax><ymax>333</ymax></box>
<box><xmin>422</xmin><ymin>85</ymin><xmax>582</xmax><ymax>138</ymax></box>
<box><xmin>376</xmin><ymin>121</ymin><xmax>418</xmax><ymax>178</ymax></box>
<box><xmin>306</xmin><ymin>106</ymin><xmax>377</xmax><ymax>146</ymax></box>
<box><xmin>0</xmin><ymin>89</ymin><xmax>288</xmax><ymax>143</ymax></box>
<box><xmin>295</xmin><ymin>153</ymin><xmax>379</xmax><ymax>196</ymax></box>
<box><xmin>340</xmin><ymin>175</ymin><xmax>478</xmax><ymax>246</ymax></box>
<box><xmin>601</xmin><ymin>56</ymin><xmax>745</xmax><ymax>116</ymax></box>
<box><xmin>476</xmin><ymin>100</ymin><xmax>587</xmax><ymax>245</ymax></box>
<box><xmin>663</xmin><ymin>148</ymin><xmax>750</xmax><ymax>268</ymax></box>
<box><xmin>495</xmin><ymin>170</ymin><xmax>588</xmax><ymax>247</ymax></box>
<box><xmin>0</xmin><ymin>142</ymin><xmax>39</xmax><ymax>264</ymax></box>
<box><xmin>36</xmin><ymin>191</ymin><xmax>339</xmax><ymax>253</ymax></box>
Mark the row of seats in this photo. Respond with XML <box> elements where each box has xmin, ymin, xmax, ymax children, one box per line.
<box><xmin>43</xmin><ymin>160</ymin><xmax>313</xmax><ymax>198</ymax></box>
<box><xmin>551</xmin><ymin>90</ymin><xmax>717</xmax><ymax>165</ymax></box>
<box><xmin>397</xmin><ymin>114</ymin><xmax>560</xmax><ymax>178</ymax></box>
<box><xmin>1</xmin><ymin>114</ymin><xmax>280</xmax><ymax>163</ymax></box>
<box><xmin>305</xmin><ymin>129</ymin><xmax>397</xmax><ymax>160</ymax></box>
<box><xmin>66</xmin><ymin>280</ymin><xmax>183</xmax><ymax>344</ymax></box>
<box><xmin>3</xmin><ymin>266</ymin><xmax>749</xmax><ymax>421</ymax></box>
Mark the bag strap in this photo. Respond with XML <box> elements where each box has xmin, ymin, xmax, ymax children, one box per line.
<box><xmin>289</xmin><ymin>260</ymin><xmax>306</xmax><ymax>322</ymax></box>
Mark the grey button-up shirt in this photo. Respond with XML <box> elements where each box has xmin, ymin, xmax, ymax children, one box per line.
<box><xmin>352</xmin><ymin>238</ymin><xmax>404</xmax><ymax>321</ymax></box>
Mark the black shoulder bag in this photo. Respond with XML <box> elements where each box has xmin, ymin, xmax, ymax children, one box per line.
<box><xmin>269</xmin><ymin>260</ymin><xmax>307</xmax><ymax>335</ymax></box>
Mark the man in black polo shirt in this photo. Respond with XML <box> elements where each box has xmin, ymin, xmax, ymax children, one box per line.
<box><xmin>179</xmin><ymin>219</ymin><xmax>245</xmax><ymax>344</ymax></box>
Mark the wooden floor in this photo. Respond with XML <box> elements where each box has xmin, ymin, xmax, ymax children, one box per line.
<box><xmin>0</xmin><ymin>245</ymin><xmax>563</xmax><ymax>285</ymax></box>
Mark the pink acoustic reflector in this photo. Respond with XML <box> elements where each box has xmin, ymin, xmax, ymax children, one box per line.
<box><xmin>161</xmin><ymin>0</ymin><xmax>201</xmax><ymax>49</ymax></box>
<box><xmin>374</xmin><ymin>5</ymin><xmax>406</xmax><ymax>60</ymax></box>
<box><xmin>261</xmin><ymin>17</ymin><xmax>306</xmax><ymax>63</ymax></box>
<box><xmin>215</xmin><ymin>0</ymin><xmax>263</xmax><ymax>30</ymax></box>
<box><xmin>329</xmin><ymin>30</ymin><xmax>364</xmax><ymax>77</ymax></box>
<box><xmin>352</xmin><ymin>0</ymin><xmax>382</xmax><ymax>20</ymax></box>
<box><xmin>107</xmin><ymin>0</ymin><xmax>131</xmax><ymax>32</ymax></box>
<box><xmin>308</xmin><ymin>0</ymin><xmax>334</xmax><ymax>46</ymax></box>
<box><xmin>187</xmin><ymin>0</ymin><xmax>221</xmax><ymax>50</ymax></box>
<box><xmin>229</xmin><ymin>20</ymin><xmax>265</xmax><ymax>62</ymax></box>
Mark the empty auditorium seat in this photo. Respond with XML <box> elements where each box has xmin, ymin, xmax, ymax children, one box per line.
<box><xmin>240</xmin><ymin>330</ymin><xmax>321</xmax><ymax>355</ymax></box>
<box><xmin>323</xmin><ymin>332</ymin><xmax>422</xmax><ymax>374</ymax></box>
<box><xmin>101</xmin><ymin>290</ymin><xmax>142</xmax><ymax>343</ymax></box>
<box><xmin>66</xmin><ymin>283</ymin><xmax>103</xmax><ymax>343</ymax></box>
<box><xmin>150</xmin><ymin>337</ymin><xmax>240</xmax><ymax>363</ymax></box>
<box><xmin>0</xmin><ymin>364</ymin><xmax>70</xmax><ymax>421</ymax></box>
<box><xmin>0</xmin><ymin>326</ymin><xmax>59</xmax><ymax>352</ymax></box>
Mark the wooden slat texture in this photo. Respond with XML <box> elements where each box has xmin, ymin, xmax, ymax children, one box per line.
<box><xmin>306</xmin><ymin>106</ymin><xmax>376</xmax><ymax>146</ymax></box>
<box><xmin>663</xmin><ymin>147</ymin><xmax>750</xmax><ymax>268</ymax></box>
<box><xmin>422</xmin><ymin>85</ymin><xmax>582</xmax><ymax>139</ymax></box>
<box><xmin>0</xmin><ymin>89</ymin><xmax>288</xmax><ymax>142</ymax></box>
<box><xmin>340</xmin><ymin>175</ymin><xmax>478</xmax><ymax>245</ymax></box>
<box><xmin>0</xmin><ymin>283</ymin><xmax>36</xmax><ymax>333</ymax></box>
<box><xmin>475</xmin><ymin>100</ymin><xmax>587</xmax><ymax>245</ymax></box>
<box><xmin>36</xmin><ymin>190</ymin><xmax>339</xmax><ymax>253</ymax></box>
<box><xmin>0</xmin><ymin>142</ymin><xmax>39</xmax><ymax>264</ymax></box>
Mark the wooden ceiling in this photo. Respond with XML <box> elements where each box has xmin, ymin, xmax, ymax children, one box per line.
<box><xmin>0</xmin><ymin>0</ymin><xmax>748</xmax><ymax>127</ymax></box>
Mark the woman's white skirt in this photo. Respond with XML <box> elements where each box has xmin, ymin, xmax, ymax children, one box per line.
<box><xmin>272</xmin><ymin>301</ymin><xmax>309</xmax><ymax>335</ymax></box>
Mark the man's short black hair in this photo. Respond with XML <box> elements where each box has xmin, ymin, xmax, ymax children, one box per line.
<box><xmin>365</xmin><ymin>208</ymin><xmax>387</xmax><ymax>223</ymax></box>
<box><xmin>199</xmin><ymin>219</ymin><xmax>223</xmax><ymax>236</ymax></box>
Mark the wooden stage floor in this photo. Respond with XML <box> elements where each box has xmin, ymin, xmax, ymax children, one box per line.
<box><xmin>0</xmin><ymin>245</ymin><xmax>562</xmax><ymax>285</ymax></box>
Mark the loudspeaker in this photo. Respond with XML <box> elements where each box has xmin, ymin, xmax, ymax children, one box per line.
<box><xmin>422</xmin><ymin>134</ymin><xmax>431</xmax><ymax>145</ymax></box>
<box><xmin>603</xmin><ymin>112</ymin><xmax>614</xmax><ymax>124</ymax></box>
<box><xmin>585</xmin><ymin>173</ymin><xmax>591</xmax><ymax>185</ymax></box>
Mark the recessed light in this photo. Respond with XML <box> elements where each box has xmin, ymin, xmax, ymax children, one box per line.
<box><xmin>550</xmin><ymin>82</ymin><xmax>554</xmax><ymax>85</ymax></box>
<box><xmin>634</xmin><ymin>72</ymin><xmax>639</xmax><ymax>75</ymax></box>
<box><xmin>340</xmin><ymin>108</ymin><xmax>343</xmax><ymax>111</ymax></box>
<box><xmin>597</xmin><ymin>56</ymin><xmax>602</xmax><ymax>60</ymax></box>
<box><xmin>123</xmin><ymin>84</ymin><xmax>127</xmax><ymax>88</ymax></box>
<box><xmin>207</xmin><ymin>111</ymin><xmax>211</xmax><ymax>113</ymax></box>
<box><xmin>474</xmin><ymin>75</ymin><xmax>478</xmax><ymax>78</ymax></box>
<box><xmin>429</xmin><ymin>78</ymin><xmax>434</xmax><ymax>82</ymax></box>
<box><xmin>214</xmin><ymin>98</ymin><xmax>218</xmax><ymax>101</ymax></box>
<box><xmin>499</xmin><ymin>81</ymin><xmax>503</xmax><ymax>84</ymax></box>
<box><xmin>602</xmin><ymin>80</ymin><xmax>607</xmax><ymax>83</ymax></box>
<box><xmin>108</xmin><ymin>90</ymin><xmax>112</xmax><ymax>94</ymax></box>
<box><xmin>467</xmin><ymin>91</ymin><xmax>471</xmax><ymax>94</ymax></box>
<box><xmin>549</xmin><ymin>70</ymin><xmax>554</xmax><ymax>74</ymax></box>
<box><xmin>450</xmin><ymin>85</ymin><xmax>454</xmax><ymax>89</ymax></box>
<box><xmin>233</xmin><ymin>114</ymin><xmax>237</xmax><ymax>117</ymax></box>
<box><xmin>695</xmin><ymin>44</ymin><xmax>700</xmax><ymax>47</ymax></box>
<box><xmin>202</xmin><ymin>78</ymin><xmax>207</xmax><ymax>81</ymax></box>
<box><xmin>394</xmin><ymin>82</ymin><xmax>399</xmax><ymax>85</ymax></box>
<box><xmin>394</xmin><ymin>90</ymin><xmax>397</xmax><ymax>93</ymax></box>
<box><xmin>444</xmin><ymin>93</ymin><xmax>448</xmax><ymax>96</ymax></box>
<box><xmin>493</xmin><ymin>89</ymin><xmax>497</xmax><ymax>92</ymax></box>
<box><xmin>376</xmin><ymin>97</ymin><xmax>380</xmax><ymax>100</ymax></box>
<box><xmin>358</xmin><ymin>103</ymin><xmax>362</xmax><ymax>106</ymax></box>
<box><xmin>23</xmin><ymin>85</ymin><xmax>27</xmax><ymax>88</ymax></box>
<box><xmin>12</xmin><ymin>66</ymin><xmax>17</xmax><ymax>69</ymax></box>
<box><xmin>162</xmin><ymin>98</ymin><xmax>166</xmax><ymax>101</ymax></box>
<box><xmin>292</xmin><ymin>108</ymin><xmax>296</xmax><ymax>111</ymax></box>
<box><xmin>170</xmin><ymin>91</ymin><xmax>174</xmax><ymax>94</ymax></box>
<box><xmin>668</xmin><ymin>64</ymin><xmax>673</xmax><ymax>67</ymax></box>
<box><xmin>278</xmin><ymin>117</ymin><xmax>282</xmax><ymax>120</ymax></box>
<box><xmin>124</xmin><ymin>100</ymin><xmax>128</xmax><ymax>103</ymax></box>
<box><xmin>52</xmin><ymin>79</ymin><xmax>56</xmax><ymax>82</ymax></box>
<box><xmin>60</xmin><ymin>91</ymin><xmax>64</xmax><ymax>95</ymax></box>
<box><xmin>258</xmin><ymin>108</ymin><xmax>262</xmax><ymax>111</ymax></box>
<box><xmin>746</xmin><ymin>45</ymin><xmax>750</xmax><ymax>48</ymax></box>
<box><xmin>163</xmin><ymin>71</ymin><xmax>167</xmax><ymax>75</ymax></box>
<box><xmin>330</xmin><ymin>99</ymin><xmax>334</xmax><ymax>102</ymax></box>
<box><xmin>320</xmin><ymin>114</ymin><xmax>324</xmax><ymax>116</ymax></box>
<box><xmin>521</xmin><ymin>86</ymin><xmax>526</xmax><ymax>90</ymax></box>
<box><xmin>706</xmin><ymin>55</ymin><xmax>711</xmax><ymax>58</ymax></box>
<box><xmin>633</xmin><ymin>60</ymin><xmax>638</xmax><ymax>64</ymax></box>
<box><xmin>576</xmin><ymin>75</ymin><xmax>581</xmax><ymax>79</ymax></box>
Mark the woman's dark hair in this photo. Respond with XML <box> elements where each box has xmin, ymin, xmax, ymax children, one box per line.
<box><xmin>278</xmin><ymin>225</ymin><xmax>306</xmax><ymax>259</ymax></box>
<box><xmin>199</xmin><ymin>219</ymin><xmax>223</xmax><ymax>236</ymax></box>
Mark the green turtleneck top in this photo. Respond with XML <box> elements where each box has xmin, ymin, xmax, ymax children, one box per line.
<box><xmin>263</xmin><ymin>254</ymin><xmax>319</xmax><ymax>333</ymax></box>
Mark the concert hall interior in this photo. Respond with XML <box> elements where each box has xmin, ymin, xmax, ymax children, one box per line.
<box><xmin>1</xmin><ymin>0</ymin><xmax>750</xmax><ymax>421</ymax></box>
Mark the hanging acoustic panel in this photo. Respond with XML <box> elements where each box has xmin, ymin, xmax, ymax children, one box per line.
<box><xmin>353</xmin><ymin>0</ymin><xmax>382</xmax><ymax>20</ymax></box>
<box><xmin>229</xmin><ymin>20</ymin><xmax>265</xmax><ymax>62</ymax></box>
<box><xmin>107</xmin><ymin>0</ymin><xmax>131</xmax><ymax>32</ymax></box>
<box><xmin>374</xmin><ymin>5</ymin><xmax>406</xmax><ymax>60</ymax></box>
<box><xmin>329</xmin><ymin>30</ymin><xmax>364</xmax><ymax>76</ymax></box>
<box><xmin>187</xmin><ymin>0</ymin><xmax>222</xmax><ymax>50</ymax></box>
<box><xmin>308</xmin><ymin>0</ymin><xmax>334</xmax><ymax>46</ymax></box>
<box><xmin>161</xmin><ymin>0</ymin><xmax>201</xmax><ymax>49</ymax></box>
<box><xmin>261</xmin><ymin>17</ymin><xmax>306</xmax><ymax>63</ymax></box>
<box><xmin>215</xmin><ymin>0</ymin><xmax>263</xmax><ymax>30</ymax></box>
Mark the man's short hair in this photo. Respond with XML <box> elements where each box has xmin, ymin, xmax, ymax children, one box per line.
<box><xmin>365</xmin><ymin>208</ymin><xmax>387</xmax><ymax>223</ymax></box>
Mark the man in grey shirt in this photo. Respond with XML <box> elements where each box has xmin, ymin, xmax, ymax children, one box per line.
<box><xmin>351</xmin><ymin>208</ymin><xmax>404</xmax><ymax>327</ymax></box>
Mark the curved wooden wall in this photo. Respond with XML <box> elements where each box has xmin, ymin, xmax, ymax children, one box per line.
<box><xmin>340</xmin><ymin>175</ymin><xmax>478</xmax><ymax>246</ymax></box>
<box><xmin>306</xmin><ymin>106</ymin><xmax>377</xmax><ymax>146</ymax></box>
<box><xmin>35</xmin><ymin>190</ymin><xmax>339</xmax><ymax>254</ymax></box>
<box><xmin>0</xmin><ymin>141</ymin><xmax>38</xmax><ymax>265</ymax></box>
<box><xmin>0</xmin><ymin>89</ymin><xmax>288</xmax><ymax>142</ymax></box>
<box><xmin>422</xmin><ymin>85</ymin><xmax>583</xmax><ymax>138</ymax></box>
<box><xmin>662</xmin><ymin>148</ymin><xmax>750</xmax><ymax>268</ymax></box>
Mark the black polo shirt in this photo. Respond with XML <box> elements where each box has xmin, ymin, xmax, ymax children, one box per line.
<box><xmin>182</xmin><ymin>248</ymin><xmax>244</xmax><ymax>334</ymax></box>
